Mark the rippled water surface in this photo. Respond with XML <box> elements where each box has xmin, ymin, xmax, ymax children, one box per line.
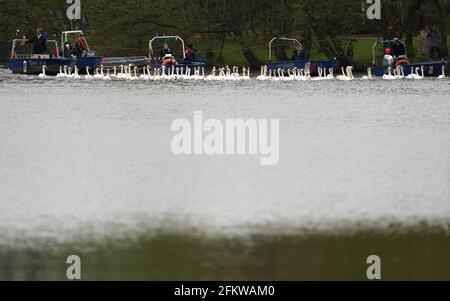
<box><xmin>0</xmin><ymin>69</ymin><xmax>449</xmax><ymax>280</ymax></box>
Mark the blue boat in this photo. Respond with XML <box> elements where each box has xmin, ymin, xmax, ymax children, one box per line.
<box><xmin>371</xmin><ymin>40</ymin><xmax>446</xmax><ymax>77</ymax></box>
<box><xmin>147</xmin><ymin>35</ymin><xmax>207</xmax><ymax>74</ymax></box>
<box><xmin>9</xmin><ymin>39</ymin><xmax>74</xmax><ymax>75</ymax></box>
<box><xmin>267</xmin><ymin>37</ymin><xmax>341</xmax><ymax>76</ymax></box>
<box><xmin>61</xmin><ymin>30</ymin><xmax>103</xmax><ymax>73</ymax></box>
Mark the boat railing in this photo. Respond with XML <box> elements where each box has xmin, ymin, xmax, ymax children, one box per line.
<box><xmin>11</xmin><ymin>39</ymin><xmax>60</xmax><ymax>59</ymax></box>
<box><xmin>371</xmin><ymin>39</ymin><xmax>407</xmax><ymax>65</ymax></box>
<box><xmin>61</xmin><ymin>30</ymin><xmax>91</xmax><ymax>52</ymax></box>
<box><xmin>149</xmin><ymin>35</ymin><xmax>186</xmax><ymax>61</ymax></box>
<box><xmin>268</xmin><ymin>37</ymin><xmax>302</xmax><ymax>62</ymax></box>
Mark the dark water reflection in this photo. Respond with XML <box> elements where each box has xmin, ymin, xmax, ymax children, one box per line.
<box><xmin>1</xmin><ymin>226</ymin><xmax>449</xmax><ymax>281</ymax></box>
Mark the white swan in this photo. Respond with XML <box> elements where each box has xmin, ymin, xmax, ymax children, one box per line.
<box><xmin>395</xmin><ymin>66</ymin><xmax>405</xmax><ymax>79</ymax></box>
<box><xmin>296</xmin><ymin>69</ymin><xmax>307</xmax><ymax>81</ymax></box>
<box><xmin>312</xmin><ymin>67</ymin><xmax>325</xmax><ymax>81</ymax></box>
<box><xmin>326</xmin><ymin>68</ymin><xmax>335</xmax><ymax>79</ymax></box>
<box><xmin>38</xmin><ymin>65</ymin><xmax>47</xmax><ymax>79</ymax></box>
<box><xmin>85</xmin><ymin>67</ymin><xmax>92</xmax><ymax>80</ymax></box>
<box><xmin>412</xmin><ymin>67</ymin><xmax>424</xmax><ymax>80</ymax></box>
<box><xmin>139</xmin><ymin>66</ymin><xmax>148</xmax><ymax>80</ymax></box>
<box><xmin>103</xmin><ymin>68</ymin><xmax>111</xmax><ymax>81</ymax></box>
<box><xmin>206</xmin><ymin>67</ymin><xmax>217</xmax><ymax>81</ymax></box>
<box><xmin>362</xmin><ymin>67</ymin><xmax>373</xmax><ymax>80</ymax></box>
<box><xmin>256</xmin><ymin>66</ymin><xmax>267</xmax><ymax>80</ymax></box>
<box><xmin>56</xmin><ymin>66</ymin><xmax>65</xmax><ymax>78</ymax></box>
<box><xmin>406</xmin><ymin>66</ymin><xmax>415</xmax><ymax>79</ymax></box>
<box><xmin>66</xmin><ymin>67</ymin><xmax>74</xmax><ymax>78</ymax></box>
<box><xmin>73</xmin><ymin>66</ymin><xmax>81</xmax><ymax>79</ymax></box>
<box><xmin>152</xmin><ymin>68</ymin><xmax>161</xmax><ymax>81</ymax></box>
<box><xmin>270</xmin><ymin>68</ymin><xmax>282</xmax><ymax>81</ymax></box>
<box><xmin>438</xmin><ymin>66</ymin><xmax>446</xmax><ymax>79</ymax></box>
<box><xmin>244</xmin><ymin>67</ymin><xmax>251</xmax><ymax>80</ymax></box>
<box><xmin>111</xmin><ymin>66</ymin><xmax>118</xmax><ymax>79</ymax></box>
<box><xmin>117</xmin><ymin>65</ymin><xmax>126</xmax><ymax>79</ymax></box>
<box><xmin>382</xmin><ymin>67</ymin><xmax>396</xmax><ymax>80</ymax></box>
<box><xmin>63</xmin><ymin>65</ymin><xmax>69</xmax><ymax>78</ymax></box>
<box><xmin>336</xmin><ymin>66</ymin><xmax>353</xmax><ymax>81</ymax></box>
<box><xmin>130</xmin><ymin>66</ymin><xmax>139</xmax><ymax>80</ymax></box>
<box><xmin>93</xmin><ymin>66</ymin><xmax>103</xmax><ymax>79</ymax></box>
<box><xmin>346</xmin><ymin>66</ymin><xmax>355</xmax><ymax>80</ymax></box>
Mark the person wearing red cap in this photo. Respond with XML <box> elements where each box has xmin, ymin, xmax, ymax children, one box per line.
<box><xmin>383</xmin><ymin>48</ymin><xmax>394</xmax><ymax>67</ymax></box>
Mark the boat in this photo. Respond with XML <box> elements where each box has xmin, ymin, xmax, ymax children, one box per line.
<box><xmin>61</xmin><ymin>30</ymin><xmax>103</xmax><ymax>73</ymax></box>
<box><xmin>101</xmin><ymin>56</ymin><xmax>150</xmax><ymax>69</ymax></box>
<box><xmin>371</xmin><ymin>39</ymin><xmax>446</xmax><ymax>77</ymax></box>
<box><xmin>148</xmin><ymin>35</ymin><xmax>207</xmax><ymax>73</ymax></box>
<box><xmin>9</xmin><ymin>39</ymin><xmax>74</xmax><ymax>75</ymax></box>
<box><xmin>266</xmin><ymin>37</ymin><xmax>341</xmax><ymax>76</ymax></box>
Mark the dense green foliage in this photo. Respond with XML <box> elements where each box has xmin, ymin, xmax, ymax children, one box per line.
<box><xmin>0</xmin><ymin>0</ymin><xmax>449</xmax><ymax>67</ymax></box>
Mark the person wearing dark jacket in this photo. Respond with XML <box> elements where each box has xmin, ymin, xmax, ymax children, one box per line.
<box><xmin>391</xmin><ymin>38</ymin><xmax>406</xmax><ymax>59</ymax></box>
<box><xmin>72</xmin><ymin>42</ymin><xmax>84</xmax><ymax>57</ymax></box>
<box><xmin>292</xmin><ymin>46</ymin><xmax>306</xmax><ymax>60</ymax></box>
<box><xmin>160</xmin><ymin>42</ymin><xmax>176</xmax><ymax>65</ymax></box>
<box><xmin>62</xmin><ymin>43</ymin><xmax>73</xmax><ymax>58</ymax></box>
<box><xmin>22</xmin><ymin>28</ymin><xmax>48</xmax><ymax>54</ymax></box>
<box><xmin>160</xmin><ymin>42</ymin><xmax>174</xmax><ymax>58</ymax></box>
<box><xmin>183</xmin><ymin>44</ymin><xmax>197</xmax><ymax>64</ymax></box>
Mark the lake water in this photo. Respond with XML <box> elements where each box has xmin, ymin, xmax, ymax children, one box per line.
<box><xmin>0</xmin><ymin>68</ymin><xmax>449</xmax><ymax>280</ymax></box>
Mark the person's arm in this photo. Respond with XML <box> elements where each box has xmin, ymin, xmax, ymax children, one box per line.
<box><xmin>21</xmin><ymin>36</ymin><xmax>35</xmax><ymax>45</ymax></box>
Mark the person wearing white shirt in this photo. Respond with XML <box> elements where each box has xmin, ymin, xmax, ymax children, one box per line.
<box><xmin>383</xmin><ymin>48</ymin><xmax>394</xmax><ymax>67</ymax></box>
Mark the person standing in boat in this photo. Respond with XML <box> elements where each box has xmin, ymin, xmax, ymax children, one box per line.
<box><xmin>383</xmin><ymin>48</ymin><xmax>394</xmax><ymax>67</ymax></box>
<box><xmin>72</xmin><ymin>42</ymin><xmax>84</xmax><ymax>57</ymax></box>
<box><xmin>21</xmin><ymin>28</ymin><xmax>48</xmax><ymax>55</ymax></box>
<box><xmin>77</xmin><ymin>34</ymin><xmax>88</xmax><ymax>52</ymax></box>
<box><xmin>391</xmin><ymin>38</ymin><xmax>406</xmax><ymax>59</ymax></box>
<box><xmin>183</xmin><ymin>44</ymin><xmax>197</xmax><ymax>64</ymax></box>
<box><xmin>62</xmin><ymin>42</ymin><xmax>73</xmax><ymax>58</ymax></box>
<box><xmin>291</xmin><ymin>46</ymin><xmax>306</xmax><ymax>61</ymax></box>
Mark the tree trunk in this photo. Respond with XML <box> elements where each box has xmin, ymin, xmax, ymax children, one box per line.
<box><xmin>216</xmin><ymin>33</ymin><xmax>226</xmax><ymax>64</ymax></box>
<box><xmin>243</xmin><ymin>48</ymin><xmax>261</xmax><ymax>68</ymax></box>
<box><xmin>433</xmin><ymin>0</ymin><xmax>448</xmax><ymax>57</ymax></box>
<box><xmin>404</xmin><ymin>0</ymin><xmax>422</xmax><ymax>58</ymax></box>
<box><xmin>233</xmin><ymin>31</ymin><xmax>261</xmax><ymax>68</ymax></box>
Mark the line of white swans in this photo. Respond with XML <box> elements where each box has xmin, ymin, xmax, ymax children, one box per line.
<box><xmin>38</xmin><ymin>64</ymin><xmax>446</xmax><ymax>81</ymax></box>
